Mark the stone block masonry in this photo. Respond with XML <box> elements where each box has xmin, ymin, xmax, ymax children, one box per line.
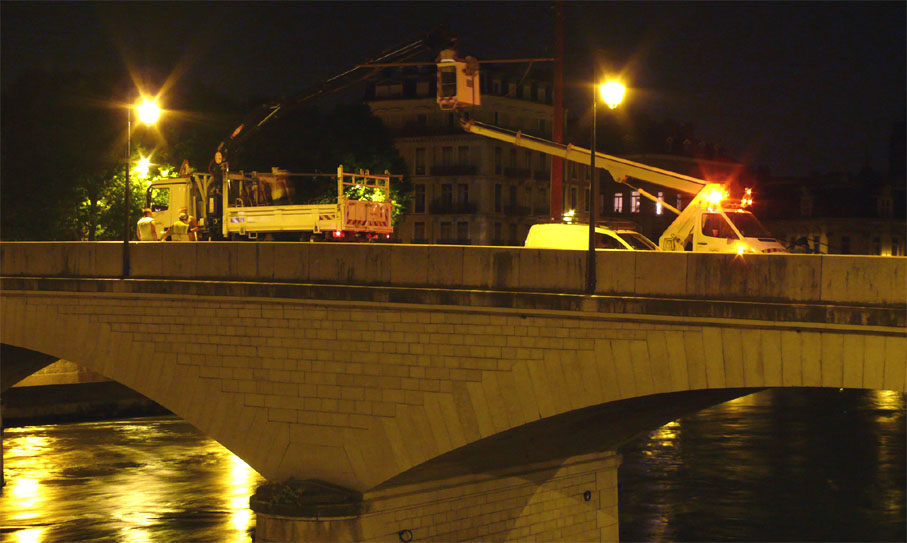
<box><xmin>2</xmin><ymin>242</ymin><xmax>905</xmax><ymax>541</ymax></box>
<box><xmin>254</xmin><ymin>452</ymin><xmax>621</xmax><ymax>542</ymax></box>
<box><xmin>2</xmin><ymin>283</ymin><xmax>903</xmax><ymax>493</ymax></box>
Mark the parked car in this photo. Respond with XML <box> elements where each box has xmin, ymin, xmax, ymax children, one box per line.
<box><xmin>524</xmin><ymin>223</ymin><xmax>660</xmax><ymax>251</ymax></box>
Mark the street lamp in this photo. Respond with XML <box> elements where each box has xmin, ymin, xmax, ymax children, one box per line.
<box><xmin>587</xmin><ymin>77</ymin><xmax>625</xmax><ymax>294</ymax></box>
<box><xmin>123</xmin><ymin>97</ymin><xmax>161</xmax><ymax>277</ymax></box>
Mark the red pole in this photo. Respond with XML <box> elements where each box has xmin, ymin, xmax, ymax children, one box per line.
<box><xmin>550</xmin><ymin>1</ymin><xmax>565</xmax><ymax>219</ymax></box>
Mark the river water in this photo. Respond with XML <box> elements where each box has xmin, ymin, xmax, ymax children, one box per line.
<box><xmin>1</xmin><ymin>388</ymin><xmax>904</xmax><ymax>542</ymax></box>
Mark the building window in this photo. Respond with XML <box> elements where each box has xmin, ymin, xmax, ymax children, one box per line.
<box><xmin>631</xmin><ymin>191</ymin><xmax>641</xmax><ymax>213</ymax></box>
<box><xmin>841</xmin><ymin>235</ymin><xmax>851</xmax><ymax>254</ymax></box>
<box><xmin>872</xmin><ymin>237</ymin><xmax>881</xmax><ymax>255</ymax></box>
<box><xmin>509</xmin><ymin>185</ymin><xmax>518</xmax><ymax>206</ymax></box>
<box><xmin>416</xmin><ymin>114</ymin><xmax>427</xmax><ymax>127</ymax></box>
<box><xmin>656</xmin><ymin>191</ymin><xmax>664</xmax><ymax>215</ymax></box>
<box><xmin>415</xmin><ymin>148</ymin><xmax>426</xmax><ymax>175</ymax></box>
<box><xmin>893</xmin><ymin>238</ymin><xmax>901</xmax><ymax>256</ymax></box>
<box><xmin>509</xmin><ymin>223</ymin><xmax>518</xmax><ymax>244</ymax></box>
<box><xmin>494</xmin><ymin>184</ymin><xmax>502</xmax><ymax>212</ymax></box>
<box><xmin>447</xmin><ymin>113</ymin><xmax>455</xmax><ymax>128</ymax></box>
<box><xmin>524</xmin><ymin>149</ymin><xmax>532</xmax><ymax>169</ymax></box>
<box><xmin>413</xmin><ymin>221</ymin><xmax>425</xmax><ymax>241</ymax></box>
<box><xmin>414</xmin><ymin>184</ymin><xmax>425</xmax><ymax>213</ymax></box>
<box><xmin>509</xmin><ymin>148</ymin><xmax>517</xmax><ymax>168</ymax></box>
<box><xmin>494</xmin><ymin>222</ymin><xmax>502</xmax><ymax>242</ymax></box>
<box><xmin>457</xmin><ymin>221</ymin><xmax>469</xmax><ymax>241</ymax></box>
<box><xmin>441</xmin><ymin>184</ymin><xmax>453</xmax><ymax>206</ymax></box>
<box><xmin>457</xmin><ymin>183</ymin><xmax>469</xmax><ymax>205</ymax></box>
<box><xmin>458</xmin><ymin>146</ymin><xmax>469</xmax><ymax>166</ymax></box>
<box><xmin>493</xmin><ymin>80</ymin><xmax>501</xmax><ymax>95</ymax></box>
<box><xmin>613</xmin><ymin>193</ymin><xmax>624</xmax><ymax>213</ymax></box>
<box><xmin>494</xmin><ymin>147</ymin><xmax>502</xmax><ymax>174</ymax></box>
<box><xmin>442</xmin><ymin>146</ymin><xmax>453</xmax><ymax>167</ymax></box>
<box><xmin>570</xmin><ymin>187</ymin><xmax>578</xmax><ymax>211</ymax></box>
<box><xmin>416</xmin><ymin>81</ymin><xmax>429</xmax><ymax>96</ymax></box>
<box><xmin>585</xmin><ymin>189</ymin><xmax>590</xmax><ymax>212</ymax></box>
<box><xmin>440</xmin><ymin>221</ymin><xmax>452</xmax><ymax>241</ymax></box>
<box><xmin>676</xmin><ymin>194</ymin><xmax>683</xmax><ymax>210</ymax></box>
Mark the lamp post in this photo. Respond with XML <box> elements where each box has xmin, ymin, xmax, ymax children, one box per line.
<box><xmin>123</xmin><ymin>98</ymin><xmax>161</xmax><ymax>277</ymax></box>
<box><xmin>586</xmin><ymin>78</ymin><xmax>625</xmax><ymax>294</ymax></box>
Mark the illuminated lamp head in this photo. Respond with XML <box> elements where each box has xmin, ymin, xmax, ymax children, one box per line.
<box><xmin>740</xmin><ymin>187</ymin><xmax>754</xmax><ymax>208</ymax></box>
<box><xmin>705</xmin><ymin>187</ymin><xmax>726</xmax><ymax>206</ymax></box>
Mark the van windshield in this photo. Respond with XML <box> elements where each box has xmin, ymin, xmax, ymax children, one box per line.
<box><xmin>594</xmin><ymin>232</ymin><xmax>626</xmax><ymax>249</ymax></box>
<box><xmin>617</xmin><ymin>232</ymin><xmax>658</xmax><ymax>250</ymax></box>
<box><xmin>726</xmin><ymin>211</ymin><xmax>771</xmax><ymax>238</ymax></box>
<box><xmin>701</xmin><ymin>213</ymin><xmax>738</xmax><ymax>239</ymax></box>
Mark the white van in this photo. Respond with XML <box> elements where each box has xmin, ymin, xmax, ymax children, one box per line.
<box><xmin>524</xmin><ymin>223</ymin><xmax>660</xmax><ymax>251</ymax></box>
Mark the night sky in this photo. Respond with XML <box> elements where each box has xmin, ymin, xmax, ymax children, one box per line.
<box><xmin>2</xmin><ymin>1</ymin><xmax>904</xmax><ymax>178</ymax></box>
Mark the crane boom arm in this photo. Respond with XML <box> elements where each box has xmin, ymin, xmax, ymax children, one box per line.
<box><xmin>460</xmin><ymin>118</ymin><xmax>709</xmax><ymax>196</ymax></box>
<box><xmin>217</xmin><ymin>26</ymin><xmax>454</xmax><ymax>165</ymax></box>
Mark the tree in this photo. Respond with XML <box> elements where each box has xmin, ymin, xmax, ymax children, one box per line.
<box><xmin>1</xmin><ymin>70</ymin><xmax>120</xmax><ymax>239</ymax></box>
<box><xmin>237</xmin><ymin>102</ymin><xmax>411</xmax><ymax>223</ymax></box>
<box><xmin>1</xmin><ymin>69</ymin><xmax>239</xmax><ymax>240</ymax></box>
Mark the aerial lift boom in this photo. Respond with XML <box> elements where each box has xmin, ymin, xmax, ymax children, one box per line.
<box><xmin>454</xmin><ymin>116</ymin><xmax>785</xmax><ymax>253</ymax></box>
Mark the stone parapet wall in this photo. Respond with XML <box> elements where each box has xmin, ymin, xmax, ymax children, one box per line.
<box><xmin>1</xmin><ymin>242</ymin><xmax>905</xmax><ymax>305</ymax></box>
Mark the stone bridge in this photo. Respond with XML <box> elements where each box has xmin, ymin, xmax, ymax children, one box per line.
<box><xmin>2</xmin><ymin>242</ymin><xmax>904</xmax><ymax>542</ymax></box>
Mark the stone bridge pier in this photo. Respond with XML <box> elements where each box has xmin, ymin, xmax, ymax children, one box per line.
<box><xmin>1</xmin><ymin>242</ymin><xmax>905</xmax><ymax>541</ymax></box>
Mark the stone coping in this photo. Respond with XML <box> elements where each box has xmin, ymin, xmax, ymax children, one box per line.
<box><xmin>2</xmin><ymin>276</ymin><xmax>904</xmax><ymax>331</ymax></box>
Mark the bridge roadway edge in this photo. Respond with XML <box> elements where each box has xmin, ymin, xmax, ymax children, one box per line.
<box><xmin>1</xmin><ymin>243</ymin><xmax>906</xmax><ymax>541</ymax></box>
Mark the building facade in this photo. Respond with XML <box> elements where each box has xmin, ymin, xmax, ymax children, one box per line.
<box><xmin>367</xmin><ymin>68</ymin><xmax>577</xmax><ymax>246</ymax></box>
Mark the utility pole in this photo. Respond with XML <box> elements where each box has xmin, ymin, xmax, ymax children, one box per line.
<box><xmin>551</xmin><ymin>0</ymin><xmax>565</xmax><ymax>220</ymax></box>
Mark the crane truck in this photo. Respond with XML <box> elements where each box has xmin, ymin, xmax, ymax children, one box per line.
<box><xmin>146</xmin><ymin>165</ymin><xmax>394</xmax><ymax>241</ymax></box>
<box><xmin>145</xmin><ymin>27</ymin><xmax>454</xmax><ymax>241</ymax></box>
<box><xmin>438</xmin><ymin>61</ymin><xmax>787</xmax><ymax>254</ymax></box>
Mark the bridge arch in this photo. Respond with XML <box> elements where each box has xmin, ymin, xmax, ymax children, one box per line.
<box><xmin>3</xmin><ymin>284</ymin><xmax>903</xmax><ymax>493</ymax></box>
<box><xmin>2</xmin><ymin>242</ymin><xmax>904</xmax><ymax>541</ymax></box>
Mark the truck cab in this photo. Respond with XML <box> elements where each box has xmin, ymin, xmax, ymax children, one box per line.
<box><xmin>146</xmin><ymin>175</ymin><xmax>209</xmax><ymax>238</ymax></box>
<box><xmin>694</xmin><ymin>208</ymin><xmax>787</xmax><ymax>254</ymax></box>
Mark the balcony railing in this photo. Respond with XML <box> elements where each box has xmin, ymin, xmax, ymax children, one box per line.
<box><xmin>429</xmin><ymin>199</ymin><xmax>478</xmax><ymax>215</ymax></box>
<box><xmin>532</xmin><ymin>205</ymin><xmax>551</xmax><ymax>216</ymax></box>
<box><xmin>533</xmin><ymin>169</ymin><xmax>551</xmax><ymax>180</ymax></box>
<box><xmin>430</xmin><ymin>165</ymin><xmax>478</xmax><ymax>176</ymax></box>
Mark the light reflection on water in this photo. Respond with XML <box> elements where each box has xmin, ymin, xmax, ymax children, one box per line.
<box><xmin>2</xmin><ymin>389</ymin><xmax>904</xmax><ymax>542</ymax></box>
<box><xmin>619</xmin><ymin>388</ymin><xmax>907</xmax><ymax>542</ymax></box>
<box><xmin>1</xmin><ymin>417</ymin><xmax>264</xmax><ymax>543</ymax></box>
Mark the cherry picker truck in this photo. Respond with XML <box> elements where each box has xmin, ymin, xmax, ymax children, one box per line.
<box><xmin>436</xmin><ymin>59</ymin><xmax>787</xmax><ymax>254</ymax></box>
